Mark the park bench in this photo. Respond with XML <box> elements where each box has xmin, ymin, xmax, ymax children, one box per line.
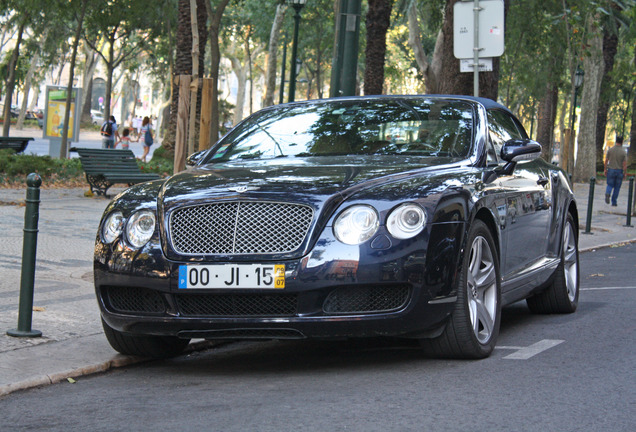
<box><xmin>0</xmin><ymin>137</ymin><xmax>33</xmax><ymax>153</ymax></box>
<box><xmin>74</xmin><ymin>148</ymin><xmax>161</xmax><ymax>197</ymax></box>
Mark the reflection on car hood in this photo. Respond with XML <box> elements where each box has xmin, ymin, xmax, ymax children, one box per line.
<box><xmin>159</xmin><ymin>156</ymin><xmax>459</xmax><ymax>206</ymax></box>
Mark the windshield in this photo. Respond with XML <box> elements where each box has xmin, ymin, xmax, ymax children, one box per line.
<box><xmin>202</xmin><ymin>98</ymin><xmax>474</xmax><ymax>164</ymax></box>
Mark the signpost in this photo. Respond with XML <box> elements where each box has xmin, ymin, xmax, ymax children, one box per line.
<box><xmin>453</xmin><ymin>0</ymin><xmax>504</xmax><ymax>96</ymax></box>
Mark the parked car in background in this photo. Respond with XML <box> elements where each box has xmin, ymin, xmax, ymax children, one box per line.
<box><xmin>94</xmin><ymin>95</ymin><xmax>580</xmax><ymax>360</ymax></box>
<box><xmin>91</xmin><ymin>109</ymin><xmax>104</xmax><ymax>125</ymax></box>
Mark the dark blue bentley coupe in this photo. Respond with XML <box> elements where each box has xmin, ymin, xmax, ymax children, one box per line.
<box><xmin>94</xmin><ymin>95</ymin><xmax>579</xmax><ymax>359</ymax></box>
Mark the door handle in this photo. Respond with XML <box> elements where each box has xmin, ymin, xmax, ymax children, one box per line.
<box><xmin>537</xmin><ymin>176</ymin><xmax>549</xmax><ymax>186</ymax></box>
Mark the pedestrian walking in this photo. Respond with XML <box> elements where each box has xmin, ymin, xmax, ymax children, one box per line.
<box><xmin>604</xmin><ymin>135</ymin><xmax>627</xmax><ymax>207</ymax></box>
<box><xmin>100</xmin><ymin>115</ymin><xmax>120</xmax><ymax>149</ymax></box>
<box><xmin>116</xmin><ymin>128</ymin><xmax>132</xmax><ymax>149</ymax></box>
<box><xmin>137</xmin><ymin>116</ymin><xmax>154</xmax><ymax>162</ymax></box>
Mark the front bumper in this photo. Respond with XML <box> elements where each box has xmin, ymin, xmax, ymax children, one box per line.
<box><xmin>94</xmin><ymin>223</ymin><xmax>464</xmax><ymax>340</ymax></box>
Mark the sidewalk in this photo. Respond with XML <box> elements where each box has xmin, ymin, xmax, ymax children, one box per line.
<box><xmin>0</xmin><ymin>180</ymin><xmax>635</xmax><ymax>397</ymax></box>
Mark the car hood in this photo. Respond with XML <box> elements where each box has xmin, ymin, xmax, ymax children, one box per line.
<box><xmin>157</xmin><ymin>156</ymin><xmax>461</xmax><ymax>210</ymax></box>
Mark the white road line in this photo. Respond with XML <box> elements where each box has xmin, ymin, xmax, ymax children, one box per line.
<box><xmin>497</xmin><ymin>339</ymin><xmax>565</xmax><ymax>360</ymax></box>
<box><xmin>581</xmin><ymin>286</ymin><xmax>636</xmax><ymax>291</ymax></box>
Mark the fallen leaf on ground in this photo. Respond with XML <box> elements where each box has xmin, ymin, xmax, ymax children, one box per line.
<box><xmin>67</xmin><ymin>378</ymin><xmax>76</xmax><ymax>384</ymax></box>
<box><xmin>589</xmin><ymin>273</ymin><xmax>605</xmax><ymax>277</ymax></box>
<box><xmin>33</xmin><ymin>306</ymin><xmax>46</xmax><ymax>312</ymax></box>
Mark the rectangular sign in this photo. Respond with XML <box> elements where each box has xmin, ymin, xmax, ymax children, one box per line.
<box><xmin>179</xmin><ymin>264</ymin><xmax>285</xmax><ymax>289</ymax></box>
<box><xmin>460</xmin><ymin>58</ymin><xmax>493</xmax><ymax>72</ymax></box>
<box><xmin>453</xmin><ymin>0</ymin><xmax>505</xmax><ymax>59</ymax></box>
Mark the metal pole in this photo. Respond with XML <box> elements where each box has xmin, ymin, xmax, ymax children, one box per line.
<box><xmin>288</xmin><ymin>4</ymin><xmax>303</xmax><ymax>103</ymax></box>
<box><xmin>7</xmin><ymin>173</ymin><xmax>43</xmax><ymax>338</ymax></box>
<box><xmin>473</xmin><ymin>0</ymin><xmax>481</xmax><ymax>97</ymax></box>
<box><xmin>341</xmin><ymin>0</ymin><xmax>361</xmax><ymax>97</ymax></box>
<box><xmin>584</xmin><ymin>177</ymin><xmax>595</xmax><ymax>235</ymax></box>
<box><xmin>625</xmin><ymin>177</ymin><xmax>634</xmax><ymax>227</ymax></box>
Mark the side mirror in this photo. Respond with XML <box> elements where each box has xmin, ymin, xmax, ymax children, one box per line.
<box><xmin>185</xmin><ymin>150</ymin><xmax>207</xmax><ymax>167</ymax></box>
<box><xmin>495</xmin><ymin>139</ymin><xmax>542</xmax><ymax>176</ymax></box>
<box><xmin>500</xmin><ymin>139</ymin><xmax>542</xmax><ymax>163</ymax></box>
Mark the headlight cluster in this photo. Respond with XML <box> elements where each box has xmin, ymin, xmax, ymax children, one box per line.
<box><xmin>333</xmin><ymin>203</ymin><xmax>426</xmax><ymax>245</ymax></box>
<box><xmin>101</xmin><ymin>209</ymin><xmax>156</xmax><ymax>249</ymax></box>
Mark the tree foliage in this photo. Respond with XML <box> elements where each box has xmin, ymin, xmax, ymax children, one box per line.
<box><xmin>0</xmin><ymin>0</ymin><xmax>633</xmax><ymax>175</ymax></box>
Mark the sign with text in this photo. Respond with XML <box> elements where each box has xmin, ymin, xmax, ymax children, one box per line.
<box><xmin>453</xmin><ymin>0</ymin><xmax>505</xmax><ymax>59</ymax></box>
<box><xmin>460</xmin><ymin>58</ymin><xmax>493</xmax><ymax>72</ymax></box>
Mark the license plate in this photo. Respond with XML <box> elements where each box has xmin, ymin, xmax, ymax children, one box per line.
<box><xmin>178</xmin><ymin>264</ymin><xmax>285</xmax><ymax>289</ymax></box>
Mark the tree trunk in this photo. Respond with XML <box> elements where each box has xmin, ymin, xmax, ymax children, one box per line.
<box><xmin>81</xmin><ymin>44</ymin><xmax>98</xmax><ymax>123</ymax></box>
<box><xmin>188</xmin><ymin>0</ymin><xmax>200</xmax><ymax>156</ymax></box>
<box><xmin>263</xmin><ymin>4</ymin><xmax>286</xmax><ymax>107</ymax></box>
<box><xmin>573</xmin><ymin>16</ymin><xmax>604</xmax><ymax>183</ymax></box>
<box><xmin>594</xmin><ymin>28</ymin><xmax>619</xmax><ymax>171</ymax></box>
<box><xmin>412</xmin><ymin>0</ymin><xmax>506</xmax><ymax>99</ymax></box>
<box><xmin>2</xmin><ymin>20</ymin><xmax>25</xmax><ymax>137</ymax></box>
<box><xmin>16</xmin><ymin>50</ymin><xmax>40</xmax><ymax>130</ymax></box>
<box><xmin>231</xmin><ymin>55</ymin><xmax>249</xmax><ymax>125</ymax></box>
<box><xmin>206</xmin><ymin>0</ymin><xmax>231</xmax><ymax>148</ymax></box>
<box><xmin>61</xmin><ymin>0</ymin><xmax>89</xmax><ymax>159</ymax></box>
<box><xmin>165</xmin><ymin>0</ymin><xmax>208</xmax><ymax>153</ymax></box>
<box><xmin>364</xmin><ymin>0</ymin><xmax>393</xmax><ymax>95</ymax></box>
<box><xmin>536</xmin><ymin>83</ymin><xmax>559</xmax><ymax>162</ymax></box>
<box><xmin>103</xmin><ymin>29</ymin><xmax>117</xmax><ymax>121</ymax></box>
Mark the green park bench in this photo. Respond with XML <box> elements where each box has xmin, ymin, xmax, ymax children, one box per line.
<box><xmin>0</xmin><ymin>137</ymin><xmax>34</xmax><ymax>153</ymax></box>
<box><xmin>74</xmin><ymin>148</ymin><xmax>161</xmax><ymax>197</ymax></box>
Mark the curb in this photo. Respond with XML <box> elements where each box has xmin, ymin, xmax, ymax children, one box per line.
<box><xmin>579</xmin><ymin>238</ymin><xmax>636</xmax><ymax>253</ymax></box>
<box><xmin>0</xmin><ymin>340</ymin><xmax>222</xmax><ymax>398</ymax></box>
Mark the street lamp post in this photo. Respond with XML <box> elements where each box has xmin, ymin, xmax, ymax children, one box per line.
<box><xmin>288</xmin><ymin>0</ymin><xmax>306</xmax><ymax>103</ymax></box>
<box><xmin>570</xmin><ymin>66</ymin><xmax>585</xmax><ymax>131</ymax></box>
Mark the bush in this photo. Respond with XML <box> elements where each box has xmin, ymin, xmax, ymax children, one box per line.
<box><xmin>137</xmin><ymin>145</ymin><xmax>173</xmax><ymax>176</ymax></box>
<box><xmin>0</xmin><ymin>149</ymin><xmax>84</xmax><ymax>187</ymax></box>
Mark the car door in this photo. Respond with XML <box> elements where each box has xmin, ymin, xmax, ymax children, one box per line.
<box><xmin>486</xmin><ymin>109</ymin><xmax>552</xmax><ymax>283</ymax></box>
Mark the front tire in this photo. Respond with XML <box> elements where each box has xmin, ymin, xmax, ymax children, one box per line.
<box><xmin>527</xmin><ymin>213</ymin><xmax>579</xmax><ymax>314</ymax></box>
<box><xmin>102</xmin><ymin>318</ymin><xmax>191</xmax><ymax>358</ymax></box>
<box><xmin>420</xmin><ymin>220</ymin><xmax>501</xmax><ymax>359</ymax></box>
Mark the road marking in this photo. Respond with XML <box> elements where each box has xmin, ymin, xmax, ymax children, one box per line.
<box><xmin>496</xmin><ymin>339</ymin><xmax>564</xmax><ymax>360</ymax></box>
<box><xmin>581</xmin><ymin>286</ymin><xmax>636</xmax><ymax>291</ymax></box>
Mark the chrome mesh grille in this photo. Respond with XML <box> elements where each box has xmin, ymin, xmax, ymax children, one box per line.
<box><xmin>105</xmin><ymin>286</ymin><xmax>166</xmax><ymax>314</ymax></box>
<box><xmin>169</xmin><ymin>201</ymin><xmax>314</xmax><ymax>255</ymax></box>
<box><xmin>175</xmin><ymin>293</ymin><xmax>298</xmax><ymax>317</ymax></box>
<box><xmin>322</xmin><ymin>285</ymin><xmax>411</xmax><ymax>314</ymax></box>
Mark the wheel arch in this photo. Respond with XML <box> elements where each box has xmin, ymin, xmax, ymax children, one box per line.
<box><xmin>472</xmin><ymin>207</ymin><xmax>501</xmax><ymax>263</ymax></box>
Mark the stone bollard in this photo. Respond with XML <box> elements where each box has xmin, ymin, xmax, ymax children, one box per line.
<box><xmin>584</xmin><ymin>177</ymin><xmax>595</xmax><ymax>235</ymax></box>
<box><xmin>7</xmin><ymin>173</ymin><xmax>43</xmax><ymax>338</ymax></box>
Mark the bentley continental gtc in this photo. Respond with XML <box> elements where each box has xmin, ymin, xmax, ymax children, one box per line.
<box><xmin>94</xmin><ymin>95</ymin><xmax>579</xmax><ymax>359</ymax></box>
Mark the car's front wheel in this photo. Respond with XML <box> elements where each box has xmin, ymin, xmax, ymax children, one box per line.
<box><xmin>527</xmin><ymin>212</ymin><xmax>579</xmax><ymax>314</ymax></box>
<box><xmin>101</xmin><ymin>318</ymin><xmax>191</xmax><ymax>358</ymax></box>
<box><xmin>420</xmin><ymin>219</ymin><xmax>501</xmax><ymax>359</ymax></box>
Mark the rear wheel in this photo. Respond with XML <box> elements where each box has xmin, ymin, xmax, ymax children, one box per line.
<box><xmin>420</xmin><ymin>220</ymin><xmax>501</xmax><ymax>359</ymax></box>
<box><xmin>101</xmin><ymin>318</ymin><xmax>191</xmax><ymax>358</ymax></box>
<box><xmin>527</xmin><ymin>213</ymin><xmax>579</xmax><ymax>314</ymax></box>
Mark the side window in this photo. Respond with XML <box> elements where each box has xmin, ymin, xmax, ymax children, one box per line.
<box><xmin>487</xmin><ymin>110</ymin><xmax>524</xmax><ymax>163</ymax></box>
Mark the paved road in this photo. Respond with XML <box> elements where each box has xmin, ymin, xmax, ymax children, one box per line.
<box><xmin>1</xmin><ymin>243</ymin><xmax>634</xmax><ymax>432</ymax></box>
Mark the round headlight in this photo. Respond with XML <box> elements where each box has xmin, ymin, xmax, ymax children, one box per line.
<box><xmin>102</xmin><ymin>211</ymin><xmax>124</xmax><ymax>244</ymax></box>
<box><xmin>125</xmin><ymin>210</ymin><xmax>156</xmax><ymax>249</ymax></box>
<box><xmin>333</xmin><ymin>205</ymin><xmax>379</xmax><ymax>245</ymax></box>
<box><xmin>387</xmin><ymin>203</ymin><xmax>426</xmax><ymax>239</ymax></box>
